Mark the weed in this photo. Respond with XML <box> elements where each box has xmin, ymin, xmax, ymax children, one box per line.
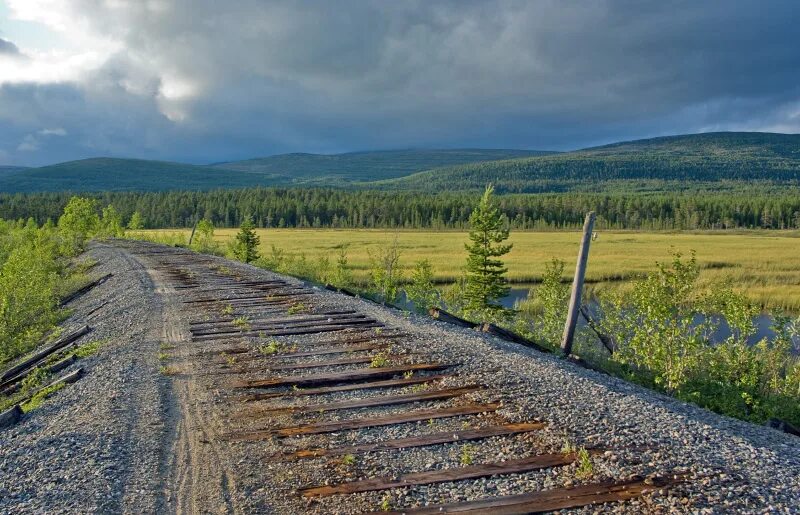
<box><xmin>287</xmin><ymin>303</ymin><xmax>306</xmax><ymax>315</ymax></box>
<box><xmin>341</xmin><ymin>454</ymin><xmax>356</xmax><ymax>466</ymax></box>
<box><xmin>232</xmin><ymin>316</ymin><xmax>251</xmax><ymax>331</ymax></box>
<box><xmin>370</xmin><ymin>352</ymin><xmax>389</xmax><ymax>368</ymax></box>
<box><xmin>575</xmin><ymin>447</ymin><xmax>594</xmax><ymax>479</ymax></box>
<box><xmin>225</xmin><ymin>355</ymin><xmax>237</xmax><ymax>366</ymax></box>
<box><xmin>403</xmin><ymin>370</ymin><xmax>414</xmax><ymax>379</ymax></box>
<box><xmin>21</xmin><ymin>383</ymin><xmax>66</xmax><ymax>413</ymax></box>
<box><xmin>159</xmin><ymin>365</ymin><xmax>179</xmax><ymax>375</ymax></box>
<box><xmin>158</xmin><ymin>352</ymin><xmax>170</xmax><ymax>361</ymax></box>
<box><xmin>459</xmin><ymin>444</ymin><xmax>474</xmax><ymax>466</ymax></box>
<box><xmin>561</xmin><ymin>436</ymin><xmax>576</xmax><ymax>456</ymax></box>
<box><xmin>73</xmin><ymin>340</ymin><xmax>105</xmax><ymax>358</ymax></box>
<box><xmin>221</xmin><ymin>303</ymin><xmax>234</xmax><ymax>316</ymax></box>
<box><xmin>159</xmin><ymin>343</ymin><xmax>175</xmax><ymax>351</ymax></box>
<box><xmin>259</xmin><ymin>340</ymin><xmax>283</xmax><ymax>355</ymax></box>
<box><xmin>380</xmin><ymin>494</ymin><xmax>392</xmax><ymax>511</ymax></box>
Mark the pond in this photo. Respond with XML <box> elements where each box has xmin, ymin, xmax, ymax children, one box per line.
<box><xmin>399</xmin><ymin>285</ymin><xmax>800</xmax><ymax>353</ymax></box>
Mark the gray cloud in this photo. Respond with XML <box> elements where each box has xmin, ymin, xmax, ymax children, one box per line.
<box><xmin>1</xmin><ymin>0</ymin><xmax>799</xmax><ymax>166</ymax></box>
<box><xmin>0</xmin><ymin>37</ymin><xmax>21</xmax><ymax>55</ymax></box>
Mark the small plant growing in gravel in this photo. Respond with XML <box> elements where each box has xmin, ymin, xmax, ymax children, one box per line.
<box><xmin>159</xmin><ymin>343</ymin><xmax>175</xmax><ymax>351</ymax></box>
<box><xmin>158</xmin><ymin>352</ymin><xmax>170</xmax><ymax>361</ymax></box>
<box><xmin>403</xmin><ymin>370</ymin><xmax>414</xmax><ymax>379</ymax></box>
<box><xmin>370</xmin><ymin>352</ymin><xmax>389</xmax><ymax>368</ymax></box>
<box><xmin>159</xmin><ymin>365</ymin><xmax>179</xmax><ymax>376</ymax></box>
<box><xmin>459</xmin><ymin>444</ymin><xmax>475</xmax><ymax>466</ymax></box>
<box><xmin>232</xmin><ymin>316</ymin><xmax>251</xmax><ymax>331</ymax></box>
<box><xmin>379</xmin><ymin>494</ymin><xmax>392</xmax><ymax>511</ymax></box>
<box><xmin>575</xmin><ymin>447</ymin><xmax>594</xmax><ymax>479</ymax></box>
<box><xmin>374</xmin><ymin>327</ymin><xmax>383</xmax><ymax>335</ymax></box>
<box><xmin>341</xmin><ymin>454</ymin><xmax>356</xmax><ymax>466</ymax></box>
<box><xmin>427</xmin><ymin>418</ymin><xmax>435</xmax><ymax>426</ymax></box>
<box><xmin>461</xmin><ymin>421</ymin><xmax>471</xmax><ymax>430</ymax></box>
<box><xmin>225</xmin><ymin>354</ymin><xmax>237</xmax><ymax>366</ymax></box>
<box><xmin>259</xmin><ymin>340</ymin><xmax>283</xmax><ymax>355</ymax></box>
<box><xmin>21</xmin><ymin>382</ymin><xmax>66</xmax><ymax>413</ymax></box>
<box><xmin>409</xmin><ymin>383</ymin><xmax>428</xmax><ymax>393</ymax></box>
<box><xmin>561</xmin><ymin>436</ymin><xmax>576</xmax><ymax>456</ymax></box>
<box><xmin>287</xmin><ymin>302</ymin><xmax>305</xmax><ymax>315</ymax></box>
<box><xmin>221</xmin><ymin>303</ymin><xmax>234</xmax><ymax>316</ymax></box>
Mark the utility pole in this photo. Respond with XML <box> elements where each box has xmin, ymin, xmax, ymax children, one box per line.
<box><xmin>561</xmin><ymin>212</ymin><xmax>596</xmax><ymax>355</ymax></box>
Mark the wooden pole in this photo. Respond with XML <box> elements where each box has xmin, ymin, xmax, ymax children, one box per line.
<box><xmin>188</xmin><ymin>215</ymin><xmax>199</xmax><ymax>246</ymax></box>
<box><xmin>561</xmin><ymin>212</ymin><xmax>596</xmax><ymax>355</ymax></box>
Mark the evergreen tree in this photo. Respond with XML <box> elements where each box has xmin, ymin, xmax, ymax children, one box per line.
<box><xmin>232</xmin><ymin>215</ymin><xmax>260</xmax><ymax>263</ymax></box>
<box><xmin>127</xmin><ymin>211</ymin><xmax>144</xmax><ymax>230</ymax></box>
<box><xmin>463</xmin><ymin>185</ymin><xmax>512</xmax><ymax>319</ymax></box>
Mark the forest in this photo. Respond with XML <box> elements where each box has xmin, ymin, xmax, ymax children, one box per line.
<box><xmin>2</xmin><ymin>186</ymin><xmax>800</xmax><ymax>231</ymax></box>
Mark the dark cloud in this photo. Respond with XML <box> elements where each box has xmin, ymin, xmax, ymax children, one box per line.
<box><xmin>1</xmin><ymin>0</ymin><xmax>799</xmax><ymax>166</ymax></box>
<box><xmin>0</xmin><ymin>37</ymin><xmax>21</xmax><ymax>55</ymax></box>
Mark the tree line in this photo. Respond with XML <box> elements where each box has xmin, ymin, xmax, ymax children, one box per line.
<box><xmin>1</xmin><ymin>187</ymin><xmax>800</xmax><ymax>230</ymax></box>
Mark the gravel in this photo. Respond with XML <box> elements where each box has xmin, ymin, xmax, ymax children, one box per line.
<box><xmin>2</xmin><ymin>240</ymin><xmax>799</xmax><ymax>514</ymax></box>
<box><xmin>0</xmin><ymin>242</ymin><xmax>170</xmax><ymax>514</ymax></box>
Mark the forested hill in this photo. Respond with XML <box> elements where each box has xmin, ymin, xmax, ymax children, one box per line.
<box><xmin>376</xmin><ymin>132</ymin><xmax>800</xmax><ymax>192</ymax></box>
<box><xmin>211</xmin><ymin>149</ymin><xmax>552</xmax><ymax>183</ymax></box>
<box><xmin>0</xmin><ymin>149</ymin><xmax>551</xmax><ymax>193</ymax></box>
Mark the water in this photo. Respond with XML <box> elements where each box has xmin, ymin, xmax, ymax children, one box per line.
<box><xmin>507</xmin><ymin>285</ymin><xmax>799</xmax><ymax>351</ymax></box>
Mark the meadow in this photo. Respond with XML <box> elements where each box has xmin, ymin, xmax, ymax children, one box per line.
<box><xmin>142</xmin><ymin>228</ymin><xmax>800</xmax><ymax>311</ymax></box>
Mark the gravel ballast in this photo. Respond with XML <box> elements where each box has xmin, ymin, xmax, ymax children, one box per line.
<box><xmin>2</xmin><ymin>240</ymin><xmax>799</xmax><ymax>514</ymax></box>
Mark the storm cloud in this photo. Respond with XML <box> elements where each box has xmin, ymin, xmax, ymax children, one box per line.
<box><xmin>1</xmin><ymin>0</ymin><xmax>799</xmax><ymax>166</ymax></box>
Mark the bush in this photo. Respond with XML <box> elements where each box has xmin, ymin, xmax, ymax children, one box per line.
<box><xmin>405</xmin><ymin>259</ymin><xmax>440</xmax><ymax>313</ymax></box>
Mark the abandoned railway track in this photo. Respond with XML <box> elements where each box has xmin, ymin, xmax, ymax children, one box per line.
<box><xmin>118</xmin><ymin>239</ymin><xmax>699</xmax><ymax>514</ymax></box>
<box><xmin>6</xmin><ymin>239</ymin><xmax>797</xmax><ymax>514</ymax></box>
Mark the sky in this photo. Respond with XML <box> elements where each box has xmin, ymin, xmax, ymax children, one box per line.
<box><xmin>0</xmin><ymin>0</ymin><xmax>799</xmax><ymax>167</ymax></box>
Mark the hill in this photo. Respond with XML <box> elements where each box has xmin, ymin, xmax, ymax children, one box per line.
<box><xmin>212</xmin><ymin>149</ymin><xmax>553</xmax><ymax>183</ymax></box>
<box><xmin>0</xmin><ymin>165</ymin><xmax>28</xmax><ymax>178</ymax></box>
<box><xmin>0</xmin><ymin>158</ymin><xmax>270</xmax><ymax>193</ymax></box>
<box><xmin>0</xmin><ymin>149</ymin><xmax>552</xmax><ymax>192</ymax></box>
<box><xmin>377</xmin><ymin>132</ymin><xmax>800</xmax><ymax>192</ymax></box>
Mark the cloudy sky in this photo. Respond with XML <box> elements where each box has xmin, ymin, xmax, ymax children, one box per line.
<box><xmin>1</xmin><ymin>0</ymin><xmax>798</xmax><ymax>166</ymax></box>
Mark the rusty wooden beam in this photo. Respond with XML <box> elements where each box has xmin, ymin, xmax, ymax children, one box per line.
<box><xmin>231</xmin><ymin>363</ymin><xmax>455</xmax><ymax>389</ymax></box>
<box><xmin>380</xmin><ymin>475</ymin><xmax>684</xmax><ymax>514</ymax></box>
<box><xmin>192</xmin><ymin>321</ymin><xmax>384</xmax><ymax>341</ymax></box>
<box><xmin>280</xmin><ymin>421</ymin><xmax>545</xmax><ymax>461</ymax></box>
<box><xmin>271</xmin><ymin>402</ymin><xmax>499</xmax><ymax>438</ymax></box>
<box><xmin>238</xmin><ymin>373</ymin><xmax>453</xmax><ymax>402</ymax></box>
<box><xmin>301</xmin><ymin>451</ymin><xmax>580</xmax><ymax>497</ymax></box>
<box><xmin>247</xmin><ymin>385</ymin><xmax>481</xmax><ymax>415</ymax></box>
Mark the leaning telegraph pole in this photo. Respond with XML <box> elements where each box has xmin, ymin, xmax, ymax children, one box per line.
<box><xmin>560</xmin><ymin>212</ymin><xmax>596</xmax><ymax>355</ymax></box>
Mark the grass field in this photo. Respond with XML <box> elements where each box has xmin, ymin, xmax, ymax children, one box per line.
<box><xmin>141</xmin><ymin>228</ymin><xmax>800</xmax><ymax>311</ymax></box>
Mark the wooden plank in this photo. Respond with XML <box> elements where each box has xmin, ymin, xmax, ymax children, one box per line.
<box><xmin>249</xmin><ymin>385</ymin><xmax>481</xmax><ymax>415</ymax></box>
<box><xmin>266</xmin><ymin>355</ymin><xmax>388</xmax><ymax>371</ymax></box>
<box><xmin>478</xmin><ymin>323</ymin><xmax>551</xmax><ymax>353</ymax></box>
<box><xmin>0</xmin><ymin>405</ymin><xmax>23</xmax><ymax>429</ymax></box>
<box><xmin>0</xmin><ymin>325</ymin><xmax>91</xmax><ymax>386</ymax></box>
<box><xmin>238</xmin><ymin>374</ymin><xmax>454</xmax><ymax>402</ymax></box>
<box><xmin>428</xmin><ymin>308</ymin><xmax>479</xmax><ymax>328</ymax></box>
<box><xmin>283</xmin><ymin>422</ymin><xmax>544</xmax><ymax>461</ymax></box>
<box><xmin>189</xmin><ymin>315</ymin><xmax>372</xmax><ymax>337</ymax></box>
<box><xmin>189</xmin><ymin>310</ymin><xmax>358</xmax><ymax>327</ymax></box>
<box><xmin>380</xmin><ymin>475</ymin><xmax>683</xmax><ymax>514</ymax></box>
<box><xmin>60</xmin><ymin>273</ymin><xmax>112</xmax><ymax>306</ymax></box>
<box><xmin>272</xmin><ymin>402</ymin><xmax>500</xmax><ymax>438</ymax></box>
<box><xmin>192</xmin><ymin>321</ymin><xmax>383</xmax><ymax>341</ymax></box>
<box><xmin>301</xmin><ymin>451</ymin><xmax>578</xmax><ymax>497</ymax></box>
<box><xmin>232</xmin><ymin>363</ymin><xmax>455</xmax><ymax>389</ymax></box>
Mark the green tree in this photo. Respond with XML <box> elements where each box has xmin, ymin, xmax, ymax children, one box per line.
<box><xmin>369</xmin><ymin>236</ymin><xmax>402</xmax><ymax>303</ymax></box>
<box><xmin>58</xmin><ymin>196</ymin><xmax>100</xmax><ymax>255</ymax></box>
<box><xmin>463</xmin><ymin>185</ymin><xmax>513</xmax><ymax>319</ymax></box>
<box><xmin>405</xmin><ymin>259</ymin><xmax>440</xmax><ymax>313</ymax></box>
<box><xmin>192</xmin><ymin>218</ymin><xmax>219</xmax><ymax>254</ymax></box>
<box><xmin>535</xmin><ymin>258</ymin><xmax>570</xmax><ymax>343</ymax></box>
<box><xmin>99</xmin><ymin>204</ymin><xmax>125</xmax><ymax>238</ymax></box>
<box><xmin>127</xmin><ymin>211</ymin><xmax>144</xmax><ymax>230</ymax></box>
<box><xmin>231</xmin><ymin>215</ymin><xmax>260</xmax><ymax>263</ymax></box>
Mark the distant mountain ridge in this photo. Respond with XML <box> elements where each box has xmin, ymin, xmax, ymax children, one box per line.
<box><xmin>0</xmin><ymin>132</ymin><xmax>798</xmax><ymax>193</ymax></box>
<box><xmin>0</xmin><ymin>149</ymin><xmax>551</xmax><ymax>193</ymax></box>
<box><xmin>377</xmin><ymin>132</ymin><xmax>800</xmax><ymax>192</ymax></box>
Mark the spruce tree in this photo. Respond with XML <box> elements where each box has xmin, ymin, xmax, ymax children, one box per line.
<box><xmin>463</xmin><ymin>185</ymin><xmax>512</xmax><ymax>319</ymax></box>
<box><xmin>232</xmin><ymin>215</ymin><xmax>260</xmax><ymax>263</ymax></box>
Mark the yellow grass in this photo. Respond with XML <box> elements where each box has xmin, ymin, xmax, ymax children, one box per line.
<box><xmin>141</xmin><ymin>228</ymin><xmax>800</xmax><ymax>311</ymax></box>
